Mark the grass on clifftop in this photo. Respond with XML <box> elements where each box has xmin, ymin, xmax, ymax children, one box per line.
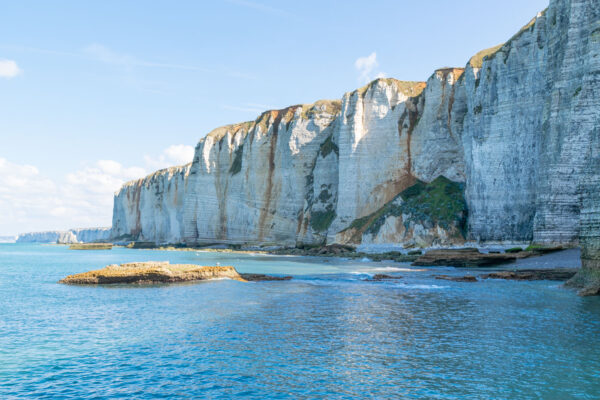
<box><xmin>300</xmin><ymin>100</ymin><xmax>342</xmax><ymax>120</ymax></box>
<box><xmin>345</xmin><ymin>176</ymin><xmax>467</xmax><ymax>238</ymax></box>
<box><xmin>469</xmin><ymin>44</ymin><xmax>504</xmax><ymax>68</ymax></box>
<box><xmin>354</xmin><ymin>78</ymin><xmax>426</xmax><ymax>99</ymax></box>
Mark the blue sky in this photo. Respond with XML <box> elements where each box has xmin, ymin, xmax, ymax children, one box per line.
<box><xmin>0</xmin><ymin>0</ymin><xmax>549</xmax><ymax>235</ymax></box>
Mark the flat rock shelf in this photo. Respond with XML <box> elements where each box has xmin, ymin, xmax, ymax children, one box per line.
<box><xmin>59</xmin><ymin>262</ymin><xmax>246</xmax><ymax>284</ymax></box>
<box><xmin>69</xmin><ymin>243</ymin><xmax>113</xmax><ymax>250</ymax></box>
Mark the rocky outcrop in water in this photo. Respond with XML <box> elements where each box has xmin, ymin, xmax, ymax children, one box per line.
<box><xmin>483</xmin><ymin>270</ymin><xmax>578</xmax><ymax>282</ymax></box>
<box><xmin>59</xmin><ymin>262</ymin><xmax>245</xmax><ymax>284</ymax></box>
<box><xmin>413</xmin><ymin>249</ymin><xmax>519</xmax><ymax>268</ymax></box>
<box><xmin>111</xmin><ymin>0</ymin><xmax>599</xmax><ymax>253</ymax></box>
<box><xmin>16</xmin><ymin>227</ymin><xmax>112</xmax><ymax>244</ymax></box>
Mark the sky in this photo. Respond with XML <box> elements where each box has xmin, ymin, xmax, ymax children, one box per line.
<box><xmin>0</xmin><ymin>0</ymin><xmax>549</xmax><ymax>236</ymax></box>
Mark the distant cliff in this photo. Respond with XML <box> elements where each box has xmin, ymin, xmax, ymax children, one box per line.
<box><xmin>16</xmin><ymin>228</ymin><xmax>112</xmax><ymax>244</ymax></box>
<box><xmin>112</xmin><ymin>0</ymin><xmax>599</xmax><ymax>249</ymax></box>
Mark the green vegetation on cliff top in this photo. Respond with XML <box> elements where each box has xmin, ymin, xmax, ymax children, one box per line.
<box><xmin>354</xmin><ymin>78</ymin><xmax>426</xmax><ymax>99</ymax></box>
<box><xmin>469</xmin><ymin>9</ymin><xmax>546</xmax><ymax>69</ymax></box>
<box><xmin>469</xmin><ymin>44</ymin><xmax>504</xmax><ymax>68</ymax></box>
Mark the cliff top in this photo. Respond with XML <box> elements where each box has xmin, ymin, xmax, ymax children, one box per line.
<box><xmin>469</xmin><ymin>44</ymin><xmax>504</xmax><ymax>69</ymax></box>
<box><xmin>469</xmin><ymin>8</ymin><xmax>546</xmax><ymax>69</ymax></box>
<box><xmin>203</xmin><ymin>99</ymin><xmax>342</xmax><ymax>143</ymax></box>
<box><xmin>352</xmin><ymin>78</ymin><xmax>427</xmax><ymax>98</ymax></box>
<box><xmin>204</xmin><ymin>121</ymin><xmax>255</xmax><ymax>143</ymax></box>
<box><xmin>120</xmin><ymin>162</ymin><xmax>192</xmax><ymax>189</ymax></box>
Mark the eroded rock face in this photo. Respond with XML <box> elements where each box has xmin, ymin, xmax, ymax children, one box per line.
<box><xmin>339</xmin><ymin>177</ymin><xmax>467</xmax><ymax>247</ymax></box>
<box><xmin>110</xmin><ymin>0</ymin><xmax>600</xmax><ymax>250</ymax></box>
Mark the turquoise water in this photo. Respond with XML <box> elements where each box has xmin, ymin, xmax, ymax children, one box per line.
<box><xmin>1</xmin><ymin>244</ymin><xmax>599</xmax><ymax>399</ymax></box>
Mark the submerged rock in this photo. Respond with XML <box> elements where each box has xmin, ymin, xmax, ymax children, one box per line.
<box><xmin>435</xmin><ymin>275</ymin><xmax>478</xmax><ymax>282</ymax></box>
<box><xmin>365</xmin><ymin>274</ymin><xmax>403</xmax><ymax>281</ymax></box>
<box><xmin>412</xmin><ymin>248</ymin><xmax>518</xmax><ymax>267</ymax></box>
<box><xmin>482</xmin><ymin>269</ymin><xmax>578</xmax><ymax>282</ymax></box>
<box><xmin>239</xmin><ymin>273</ymin><xmax>292</xmax><ymax>282</ymax></box>
<box><xmin>59</xmin><ymin>262</ymin><xmax>246</xmax><ymax>285</ymax></box>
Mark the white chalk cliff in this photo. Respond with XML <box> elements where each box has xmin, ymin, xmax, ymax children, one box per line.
<box><xmin>16</xmin><ymin>227</ymin><xmax>112</xmax><ymax>244</ymax></box>
<box><xmin>112</xmin><ymin>0</ymin><xmax>600</xmax><ymax>249</ymax></box>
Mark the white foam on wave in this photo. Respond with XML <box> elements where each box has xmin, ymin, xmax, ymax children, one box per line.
<box><xmin>398</xmin><ymin>283</ymin><xmax>447</xmax><ymax>290</ymax></box>
<box><xmin>351</xmin><ymin>266</ymin><xmax>427</xmax><ymax>274</ymax></box>
<box><xmin>371</xmin><ymin>266</ymin><xmax>426</xmax><ymax>272</ymax></box>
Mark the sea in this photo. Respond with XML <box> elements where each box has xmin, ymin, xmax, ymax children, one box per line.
<box><xmin>0</xmin><ymin>244</ymin><xmax>599</xmax><ymax>399</ymax></box>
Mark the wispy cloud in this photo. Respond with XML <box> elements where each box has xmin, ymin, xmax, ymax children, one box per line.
<box><xmin>0</xmin><ymin>43</ymin><xmax>253</xmax><ymax>80</ymax></box>
<box><xmin>355</xmin><ymin>52</ymin><xmax>386</xmax><ymax>84</ymax></box>
<box><xmin>84</xmin><ymin>43</ymin><xmax>254</xmax><ymax>80</ymax></box>
<box><xmin>83</xmin><ymin>43</ymin><xmax>211</xmax><ymax>72</ymax></box>
<box><xmin>223</xmin><ymin>0</ymin><xmax>291</xmax><ymax>16</ymax></box>
<box><xmin>0</xmin><ymin>59</ymin><xmax>22</xmax><ymax>78</ymax></box>
<box><xmin>222</xmin><ymin>102</ymin><xmax>278</xmax><ymax>113</ymax></box>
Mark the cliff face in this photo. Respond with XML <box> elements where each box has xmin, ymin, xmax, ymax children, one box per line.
<box><xmin>182</xmin><ymin>102</ymin><xmax>341</xmax><ymax>246</ymax></box>
<box><xmin>111</xmin><ymin>0</ymin><xmax>599</xmax><ymax>249</ymax></box>
<box><xmin>16</xmin><ymin>227</ymin><xmax>112</xmax><ymax>244</ymax></box>
<box><xmin>461</xmin><ymin>0</ymin><xmax>599</xmax><ymax>243</ymax></box>
<box><xmin>112</xmin><ymin>164</ymin><xmax>191</xmax><ymax>243</ymax></box>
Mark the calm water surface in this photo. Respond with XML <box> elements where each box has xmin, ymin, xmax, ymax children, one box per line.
<box><xmin>0</xmin><ymin>244</ymin><xmax>599</xmax><ymax>399</ymax></box>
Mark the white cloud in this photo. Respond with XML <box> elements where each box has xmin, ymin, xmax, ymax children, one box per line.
<box><xmin>0</xmin><ymin>157</ymin><xmax>147</xmax><ymax>235</ymax></box>
<box><xmin>0</xmin><ymin>143</ymin><xmax>194</xmax><ymax>235</ymax></box>
<box><xmin>66</xmin><ymin>160</ymin><xmax>146</xmax><ymax>195</ymax></box>
<box><xmin>144</xmin><ymin>144</ymin><xmax>194</xmax><ymax>170</ymax></box>
<box><xmin>355</xmin><ymin>52</ymin><xmax>386</xmax><ymax>84</ymax></box>
<box><xmin>0</xmin><ymin>59</ymin><xmax>22</xmax><ymax>78</ymax></box>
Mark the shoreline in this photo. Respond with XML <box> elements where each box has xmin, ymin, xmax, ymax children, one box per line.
<box><xmin>111</xmin><ymin>241</ymin><xmax>576</xmax><ymax>268</ymax></box>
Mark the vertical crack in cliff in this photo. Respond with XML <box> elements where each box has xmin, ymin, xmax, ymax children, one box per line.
<box><xmin>258</xmin><ymin>111</ymin><xmax>284</xmax><ymax>241</ymax></box>
<box><xmin>133</xmin><ymin>182</ymin><xmax>142</xmax><ymax>238</ymax></box>
<box><xmin>398</xmin><ymin>110</ymin><xmax>410</xmax><ymax>175</ymax></box>
<box><xmin>398</xmin><ymin>100</ymin><xmax>420</xmax><ymax>179</ymax></box>
<box><xmin>447</xmin><ymin>85</ymin><xmax>456</xmax><ymax>139</ymax></box>
<box><xmin>216</xmin><ymin>148</ymin><xmax>228</xmax><ymax>241</ymax></box>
